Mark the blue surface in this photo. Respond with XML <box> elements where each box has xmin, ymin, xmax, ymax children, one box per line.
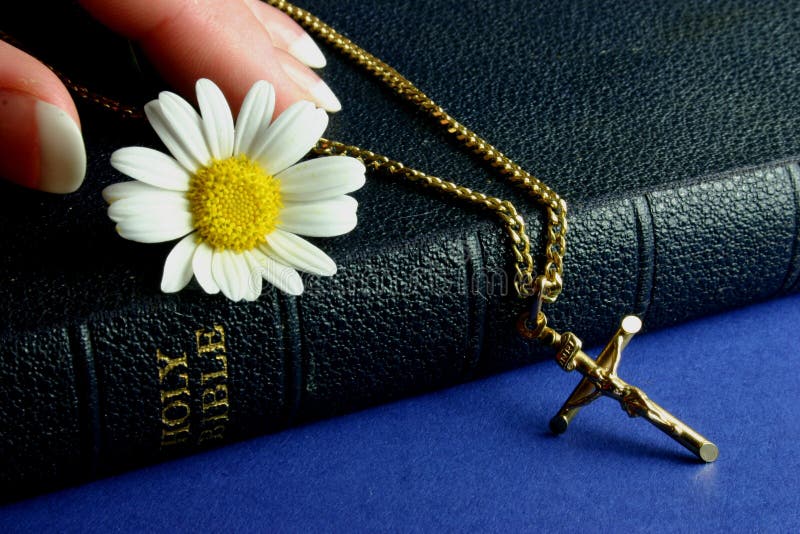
<box><xmin>1</xmin><ymin>295</ymin><xmax>799</xmax><ymax>532</ymax></box>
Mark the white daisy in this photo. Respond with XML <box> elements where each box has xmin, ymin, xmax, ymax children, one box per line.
<box><xmin>103</xmin><ymin>79</ymin><xmax>365</xmax><ymax>301</ymax></box>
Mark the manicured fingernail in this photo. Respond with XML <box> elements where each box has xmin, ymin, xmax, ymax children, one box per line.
<box><xmin>0</xmin><ymin>90</ymin><xmax>86</xmax><ymax>193</ymax></box>
<box><xmin>308</xmin><ymin>79</ymin><xmax>341</xmax><ymax>113</ymax></box>
<box><xmin>37</xmin><ymin>99</ymin><xmax>86</xmax><ymax>193</ymax></box>
<box><xmin>288</xmin><ymin>33</ymin><xmax>327</xmax><ymax>69</ymax></box>
<box><xmin>279</xmin><ymin>53</ymin><xmax>341</xmax><ymax>113</ymax></box>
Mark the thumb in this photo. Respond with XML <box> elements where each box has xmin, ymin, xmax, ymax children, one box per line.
<box><xmin>0</xmin><ymin>40</ymin><xmax>86</xmax><ymax>193</ymax></box>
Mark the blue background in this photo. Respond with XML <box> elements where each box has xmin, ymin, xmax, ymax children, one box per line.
<box><xmin>1</xmin><ymin>294</ymin><xmax>798</xmax><ymax>532</ymax></box>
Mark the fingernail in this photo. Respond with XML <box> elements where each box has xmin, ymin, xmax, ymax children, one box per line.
<box><xmin>280</xmin><ymin>53</ymin><xmax>341</xmax><ymax>113</ymax></box>
<box><xmin>37</xmin><ymin>99</ymin><xmax>86</xmax><ymax>193</ymax></box>
<box><xmin>308</xmin><ymin>79</ymin><xmax>341</xmax><ymax>113</ymax></box>
<box><xmin>289</xmin><ymin>33</ymin><xmax>327</xmax><ymax>69</ymax></box>
<box><xmin>0</xmin><ymin>90</ymin><xmax>86</xmax><ymax>193</ymax></box>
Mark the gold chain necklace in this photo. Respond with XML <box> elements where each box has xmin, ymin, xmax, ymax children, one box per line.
<box><xmin>0</xmin><ymin>0</ymin><xmax>717</xmax><ymax>462</ymax></box>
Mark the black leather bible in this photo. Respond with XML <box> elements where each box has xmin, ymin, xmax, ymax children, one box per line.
<box><xmin>2</xmin><ymin>0</ymin><xmax>799</xmax><ymax>497</ymax></box>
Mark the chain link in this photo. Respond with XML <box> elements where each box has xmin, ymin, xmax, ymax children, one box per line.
<box><xmin>266</xmin><ymin>0</ymin><xmax>566</xmax><ymax>302</ymax></box>
<box><xmin>1</xmin><ymin>1</ymin><xmax>567</xmax><ymax>302</ymax></box>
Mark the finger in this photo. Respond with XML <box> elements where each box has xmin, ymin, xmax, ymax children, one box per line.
<box><xmin>78</xmin><ymin>0</ymin><xmax>339</xmax><ymax>115</ymax></box>
<box><xmin>0</xmin><ymin>41</ymin><xmax>86</xmax><ymax>193</ymax></box>
<box><xmin>242</xmin><ymin>0</ymin><xmax>326</xmax><ymax>68</ymax></box>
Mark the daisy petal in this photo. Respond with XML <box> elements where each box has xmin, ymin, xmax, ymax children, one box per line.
<box><xmin>158</xmin><ymin>91</ymin><xmax>212</xmax><ymax>167</ymax></box>
<box><xmin>234</xmin><ymin>81</ymin><xmax>275</xmax><ymax>156</ymax></box>
<box><xmin>116</xmin><ymin>211</ymin><xmax>194</xmax><ymax>243</ymax></box>
<box><xmin>145</xmin><ymin>100</ymin><xmax>201</xmax><ymax>172</ymax></box>
<box><xmin>161</xmin><ymin>233</ymin><xmax>199</xmax><ymax>293</ymax></box>
<box><xmin>263</xmin><ymin>229</ymin><xmax>336</xmax><ymax>276</ymax></box>
<box><xmin>242</xmin><ymin>251</ymin><xmax>264</xmax><ymax>302</ymax></box>
<box><xmin>227</xmin><ymin>253</ymin><xmax>250</xmax><ymax>302</ymax></box>
<box><xmin>196</xmin><ymin>79</ymin><xmax>235</xmax><ymax>160</ymax></box>
<box><xmin>212</xmin><ymin>250</ymin><xmax>248</xmax><ymax>302</ymax></box>
<box><xmin>277</xmin><ymin>156</ymin><xmax>366</xmax><ymax>202</ymax></box>
<box><xmin>103</xmin><ymin>181</ymin><xmax>170</xmax><ymax>203</ymax></box>
<box><xmin>253</xmin><ymin>101</ymin><xmax>328</xmax><ymax>175</ymax></box>
<box><xmin>192</xmin><ymin>242</ymin><xmax>220</xmax><ymax>294</ymax></box>
<box><xmin>110</xmin><ymin>147</ymin><xmax>191</xmax><ymax>191</ymax></box>
<box><xmin>107</xmin><ymin>194</ymin><xmax>189</xmax><ymax>223</ymax></box>
<box><xmin>277</xmin><ymin>196</ymin><xmax>358</xmax><ymax>237</ymax></box>
<box><xmin>212</xmin><ymin>250</ymin><xmax>236</xmax><ymax>301</ymax></box>
<box><xmin>117</xmin><ymin>227</ymin><xmax>193</xmax><ymax>244</ymax></box>
<box><xmin>251</xmin><ymin>249</ymin><xmax>304</xmax><ymax>296</ymax></box>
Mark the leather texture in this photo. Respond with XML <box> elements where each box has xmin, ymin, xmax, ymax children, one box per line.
<box><xmin>1</xmin><ymin>0</ymin><xmax>799</xmax><ymax>496</ymax></box>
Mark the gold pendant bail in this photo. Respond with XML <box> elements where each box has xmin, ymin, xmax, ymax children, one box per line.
<box><xmin>526</xmin><ymin>275</ymin><xmax>550</xmax><ymax>321</ymax></box>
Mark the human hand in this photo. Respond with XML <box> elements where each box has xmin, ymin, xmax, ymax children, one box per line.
<box><xmin>0</xmin><ymin>0</ymin><xmax>337</xmax><ymax>194</ymax></box>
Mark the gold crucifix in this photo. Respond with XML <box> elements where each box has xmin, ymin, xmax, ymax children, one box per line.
<box><xmin>518</xmin><ymin>312</ymin><xmax>719</xmax><ymax>463</ymax></box>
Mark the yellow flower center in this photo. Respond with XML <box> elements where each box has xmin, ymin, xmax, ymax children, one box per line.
<box><xmin>187</xmin><ymin>155</ymin><xmax>282</xmax><ymax>252</ymax></box>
